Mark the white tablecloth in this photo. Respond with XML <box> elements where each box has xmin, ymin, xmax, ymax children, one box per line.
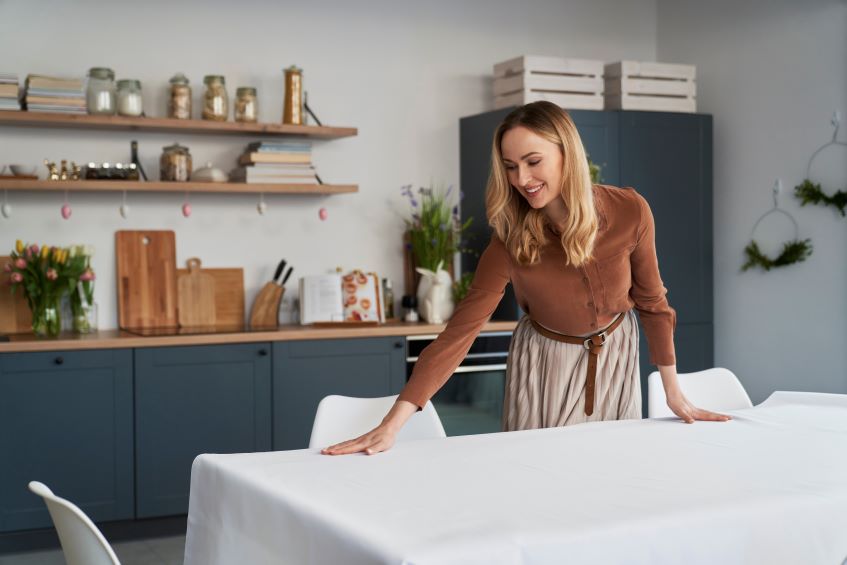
<box><xmin>184</xmin><ymin>392</ymin><xmax>847</xmax><ymax>565</ymax></box>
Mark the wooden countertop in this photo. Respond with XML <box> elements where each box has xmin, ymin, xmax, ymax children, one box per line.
<box><xmin>0</xmin><ymin>320</ymin><xmax>518</xmax><ymax>353</ymax></box>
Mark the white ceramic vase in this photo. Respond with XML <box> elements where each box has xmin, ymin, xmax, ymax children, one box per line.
<box><xmin>415</xmin><ymin>261</ymin><xmax>454</xmax><ymax>324</ymax></box>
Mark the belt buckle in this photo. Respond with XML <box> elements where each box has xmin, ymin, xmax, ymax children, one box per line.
<box><xmin>583</xmin><ymin>331</ymin><xmax>607</xmax><ymax>350</ymax></box>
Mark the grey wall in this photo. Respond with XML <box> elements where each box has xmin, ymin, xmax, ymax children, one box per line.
<box><xmin>0</xmin><ymin>0</ymin><xmax>657</xmax><ymax>328</ymax></box>
<box><xmin>657</xmin><ymin>0</ymin><xmax>847</xmax><ymax>402</ymax></box>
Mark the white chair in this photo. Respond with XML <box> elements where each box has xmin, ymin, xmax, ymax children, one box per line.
<box><xmin>309</xmin><ymin>394</ymin><xmax>447</xmax><ymax>449</ymax></box>
<box><xmin>647</xmin><ymin>367</ymin><xmax>753</xmax><ymax>418</ymax></box>
<box><xmin>27</xmin><ymin>481</ymin><xmax>120</xmax><ymax>565</ymax></box>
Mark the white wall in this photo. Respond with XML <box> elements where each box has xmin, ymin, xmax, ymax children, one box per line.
<box><xmin>0</xmin><ymin>0</ymin><xmax>657</xmax><ymax>327</ymax></box>
<box><xmin>657</xmin><ymin>0</ymin><xmax>847</xmax><ymax>402</ymax></box>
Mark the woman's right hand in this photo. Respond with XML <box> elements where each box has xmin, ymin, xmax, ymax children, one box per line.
<box><xmin>320</xmin><ymin>423</ymin><xmax>398</xmax><ymax>456</ymax></box>
<box><xmin>320</xmin><ymin>399</ymin><xmax>419</xmax><ymax>456</ymax></box>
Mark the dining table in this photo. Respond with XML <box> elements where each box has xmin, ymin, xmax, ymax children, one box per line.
<box><xmin>183</xmin><ymin>391</ymin><xmax>847</xmax><ymax>564</ymax></box>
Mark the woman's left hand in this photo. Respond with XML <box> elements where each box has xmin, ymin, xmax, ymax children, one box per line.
<box><xmin>666</xmin><ymin>390</ymin><xmax>732</xmax><ymax>424</ymax></box>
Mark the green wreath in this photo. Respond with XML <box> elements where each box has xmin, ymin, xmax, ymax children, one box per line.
<box><xmin>741</xmin><ymin>239</ymin><xmax>813</xmax><ymax>272</ymax></box>
<box><xmin>794</xmin><ymin>179</ymin><xmax>847</xmax><ymax>217</ymax></box>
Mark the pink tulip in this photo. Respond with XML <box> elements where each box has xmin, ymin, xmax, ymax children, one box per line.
<box><xmin>46</xmin><ymin>268</ymin><xmax>58</xmax><ymax>281</ymax></box>
<box><xmin>80</xmin><ymin>269</ymin><xmax>95</xmax><ymax>282</ymax></box>
<box><xmin>3</xmin><ymin>262</ymin><xmax>11</xmax><ymax>273</ymax></box>
<box><xmin>10</xmin><ymin>272</ymin><xmax>22</xmax><ymax>283</ymax></box>
<box><xmin>25</xmin><ymin>247</ymin><xmax>32</xmax><ymax>259</ymax></box>
<box><xmin>29</xmin><ymin>244</ymin><xmax>39</xmax><ymax>254</ymax></box>
<box><xmin>14</xmin><ymin>257</ymin><xmax>26</xmax><ymax>269</ymax></box>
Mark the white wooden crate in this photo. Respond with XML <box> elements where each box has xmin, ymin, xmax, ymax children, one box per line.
<box><xmin>494</xmin><ymin>90</ymin><xmax>603</xmax><ymax>111</ymax></box>
<box><xmin>493</xmin><ymin>56</ymin><xmax>604</xmax><ymax>110</ymax></box>
<box><xmin>604</xmin><ymin>60</ymin><xmax>696</xmax><ymax>113</ymax></box>
<box><xmin>494</xmin><ymin>56</ymin><xmax>604</xmax><ymax>79</ymax></box>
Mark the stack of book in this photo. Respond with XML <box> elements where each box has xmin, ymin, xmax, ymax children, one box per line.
<box><xmin>0</xmin><ymin>73</ymin><xmax>21</xmax><ymax>111</ymax></box>
<box><xmin>230</xmin><ymin>141</ymin><xmax>319</xmax><ymax>185</ymax></box>
<box><xmin>24</xmin><ymin>74</ymin><xmax>86</xmax><ymax>114</ymax></box>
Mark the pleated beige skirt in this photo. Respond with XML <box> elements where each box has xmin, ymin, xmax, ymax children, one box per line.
<box><xmin>503</xmin><ymin>310</ymin><xmax>642</xmax><ymax>432</ymax></box>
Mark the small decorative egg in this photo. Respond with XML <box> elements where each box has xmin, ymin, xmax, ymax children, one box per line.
<box><xmin>319</xmin><ymin>207</ymin><xmax>328</xmax><ymax>221</ymax></box>
<box><xmin>1</xmin><ymin>203</ymin><xmax>10</xmax><ymax>218</ymax></box>
<box><xmin>182</xmin><ymin>202</ymin><xmax>192</xmax><ymax>217</ymax></box>
<box><xmin>61</xmin><ymin>203</ymin><xmax>72</xmax><ymax>219</ymax></box>
<box><xmin>257</xmin><ymin>201</ymin><xmax>267</xmax><ymax>215</ymax></box>
<box><xmin>119</xmin><ymin>204</ymin><xmax>130</xmax><ymax>219</ymax></box>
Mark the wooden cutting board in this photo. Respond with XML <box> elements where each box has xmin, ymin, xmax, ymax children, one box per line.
<box><xmin>177</xmin><ymin>258</ymin><xmax>216</xmax><ymax>327</ymax></box>
<box><xmin>0</xmin><ymin>256</ymin><xmax>32</xmax><ymax>334</ymax></box>
<box><xmin>116</xmin><ymin>230</ymin><xmax>178</xmax><ymax>329</ymax></box>
<box><xmin>177</xmin><ymin>264</ymin><xmax>245</xmax><ymax>327</ymax></box>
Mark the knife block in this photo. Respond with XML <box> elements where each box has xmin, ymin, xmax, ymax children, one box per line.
<box><xmin>249</xmin><ymin>282</ymin><xmax>284</xmax><ymax>328</ymax></box>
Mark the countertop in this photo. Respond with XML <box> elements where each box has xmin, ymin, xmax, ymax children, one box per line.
<box><xmin>0</xmin><ymin>320</ymin><xmax>518</xmax><ymax>353</ymax></box>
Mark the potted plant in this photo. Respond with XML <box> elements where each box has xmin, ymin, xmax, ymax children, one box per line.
<box><xmin>401</xmin><ymin>184</ymin><xmax>472</xmax><ymax>322</ymax></box>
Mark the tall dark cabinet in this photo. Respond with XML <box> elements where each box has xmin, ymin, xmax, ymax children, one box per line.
<box><xmin>459</xmin><ymin>108</ymin><xmax>713</xmax><ymax>416</ymax></box>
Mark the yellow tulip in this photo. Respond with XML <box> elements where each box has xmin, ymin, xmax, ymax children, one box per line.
<box><xmin>41</xmin><ymin>245</ymin><xmax>50</xmax><ymax>260</ymax></box>
<box><xmin>15</xmin><ymin>239</ymin><xmax>24</xmax><ymax>254</ymax></box>
<box><xmin>60</xmin><ymin>249</ymin><xmax>68</xmax><ymax>264</ymax></box>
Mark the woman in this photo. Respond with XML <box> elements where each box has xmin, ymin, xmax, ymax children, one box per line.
<box><xmin>323</xmin><ymin>101</ymin><xmax>730</xmax><ymax>456</ymax></box>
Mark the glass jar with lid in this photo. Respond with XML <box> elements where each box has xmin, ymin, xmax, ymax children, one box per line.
<box><xmin>86</xmin><ymin>67</ymin><xmax>116</xmax><ymax>115</ymax></box>
<box><xmin>235</xmin><ymin>87</ymin><xmax>258</xmax><ymax>123</ymax></box>
<box><xmin>116</xmin><ymin>79</ymin><xmax>143</xmax><ymax>117</ymax></box>
<box><xmin>202</xmin><ymin>75</ymin><xmax>228</xmax><ymax>121</ymax></box>
<box><xmin>160</xmin><ymin>143</ymin><xmax>192</xmax><ymax>182</ymax></box>
<box><xmin>168</xmin><ymin>73</ymin><xmax>192</xmax><ymax>120</ymax></box>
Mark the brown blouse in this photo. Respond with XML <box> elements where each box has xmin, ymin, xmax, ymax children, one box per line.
<box><xmin>398</xmin><ymin>184</ymin><xmax>677</xmax><ymax>410</ymax></box>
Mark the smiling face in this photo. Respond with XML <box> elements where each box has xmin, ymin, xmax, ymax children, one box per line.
<box><xmin>500</xmin><ymin>125</ymin><xmax>564</xmax><ymax>210</ymax></box>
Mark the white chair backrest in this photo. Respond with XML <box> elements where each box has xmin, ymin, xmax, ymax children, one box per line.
<box><xmin>309</xmin><ymin>394</ymin><xmax>447</xmax><ymax>449</ymax></box>
<box><xmin>647</xmin><ymin>367</ymin><xmax>753</xmax><ymax>418</ymax></box>
<box><xmin>28</xmin><ymin>481</ymin><xmax>120</xmax><ymax>565</ymax></box>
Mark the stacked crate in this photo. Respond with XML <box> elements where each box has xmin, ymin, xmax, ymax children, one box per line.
<box><xmin>493</xmin><ymin>56</ymin><xmax>604</xmax><ymax>111</ymax></box>
<box><xmin>604</xmin><ymin>61</ymin><xmax>696</xmax><ymax>113</ymax></box>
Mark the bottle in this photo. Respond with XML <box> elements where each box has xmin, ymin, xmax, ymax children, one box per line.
<box><xmin>382</xmin><ymin>278</ymin><xmax>395</xmax><ymax>319</ymax></box>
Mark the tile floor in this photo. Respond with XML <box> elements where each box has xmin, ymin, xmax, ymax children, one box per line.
<box><xmin>0</xmin><ymin>534</ymin><xmax>185</xmax><ymax>565</ymax></box>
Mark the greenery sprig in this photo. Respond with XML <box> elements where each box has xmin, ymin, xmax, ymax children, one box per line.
<box><xmin>794</xmin><ymin>179</ymin><xmax>847</xmax><ymax>217</ymax></box>
<box><xmin>741</xmin><ymin>239</ymin><xmax>813</xmax><ymax>272</ymax></box>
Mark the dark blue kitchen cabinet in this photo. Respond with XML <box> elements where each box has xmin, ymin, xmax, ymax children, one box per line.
<box><xmin>134</xmin><ymin>342</ymin><xmax>271</xmax><ymax>518</ymax></box>
<box><xmin>460</xmin><ymin>108</ymin><xmax>713</xmax><ymax>417</ymax></box>
<box><xmin>273</xmin><ymin>337</ymin><xmax>406</xmax><ymax>450</ymax></box>
<box><xmin>0</xmin><ymin>349</ymin><xmax>133</xmax><ymax>532</ymax></box>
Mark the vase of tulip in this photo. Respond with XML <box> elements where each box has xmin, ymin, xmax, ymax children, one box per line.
<box><xmin>65</xmin><ymin>245</ymin><xmax>97</xmax><ymax>333</ymax></box>
<box><xmin>6</xmin><ymin>241</ymin><xmax>75</xmax><ymax>337</ymax></box>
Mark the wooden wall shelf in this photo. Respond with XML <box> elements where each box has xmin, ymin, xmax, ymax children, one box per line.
<box><xmin>0</xmin><ymin>178</ymin><xmax>357</xmax><ymax>195</ymax></box>
<box><xmin>0</xmin><ymin>111</ymin><xmax>357</xmax><ymax>139</ymax></box>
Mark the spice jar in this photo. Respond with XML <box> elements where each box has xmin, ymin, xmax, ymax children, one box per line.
<box><xmin>116</xmin><ymin>79</ymin><xmax>143</xmax><ymax>117</ymax></box>
<box><xmin>168</xmin><ymin>73</ymin><xmax>192</xmax><ymax>120</ymax></box>
<box><xmin>160</xmin><ymin>143</ymin><xmax>192</xmax><ymax>182</ymax></box>
<box><xmin>86</xmin><ymin>67</ymin><xmax>116</xmax><ymax>115</ymax></box>
<box><xmin>235</xmin><ymin>87</ymin><xmax>258</xmax><ymax>123</ymax></box>
<box><xmin>202</xmin><ymin>75</ymin><xmax>228</xmax><ymax>121</ymax></box>
<box><xmin>282</xmin><ymin>65</ymin><xmax>303</xmax><ymax>125</ymax></box>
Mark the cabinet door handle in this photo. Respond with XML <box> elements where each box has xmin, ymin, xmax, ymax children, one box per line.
<box><xmin>394</xmin><ymin>341</ymin><xmax>404</xmax><ymax>349</ymax></box>
<box><xmin>54</xmin><ymin>356</ymin><xmax>64</xmax><ymax>365</ymax></box>
<box><xmin>258</xmin><ymin>349</ymin><xmax>269</xmax><ymax>356</ymax></box>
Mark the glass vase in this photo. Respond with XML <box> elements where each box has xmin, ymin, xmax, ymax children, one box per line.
<box><xmin>32</xmin><ymin>297</ymin><xmax>62</xmax><ymax>337</ymax></box>
<box><xmin>72</xmin><ymin>302</ymin><xmax>98</xmax><ymax>334</ymax></box>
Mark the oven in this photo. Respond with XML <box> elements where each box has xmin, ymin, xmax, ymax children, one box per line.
<box><xmin>406</xmin><ymin>330</ymin><xmax>512</xmax><ymax>436</ymax></box>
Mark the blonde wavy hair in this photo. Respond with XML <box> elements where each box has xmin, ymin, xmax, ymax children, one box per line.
<box><xmin>486</xmin><ymin>101</ymin><xmax>598</xmax><ymax>267</ymax></box>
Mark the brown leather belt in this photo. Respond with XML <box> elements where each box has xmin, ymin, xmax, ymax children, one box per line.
<box><xmin>529</xmin><ymin>313</ymin><xmax>626</xmax><ymax>416</ymax></box>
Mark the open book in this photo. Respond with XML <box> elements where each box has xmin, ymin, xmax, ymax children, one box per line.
<box><xmin>299</xmin><ymin>270</ymin><xmax>385</xmax><ymax>325</ymax></box>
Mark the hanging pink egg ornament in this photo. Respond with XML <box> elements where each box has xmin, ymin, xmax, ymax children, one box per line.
<box><xmin>319</xmin><ymin>207</ymin><xmax>328</xmax><ymax>221</ymax></box>
<box><xmin>61</xmin><ymin>203</ymin><xmax>72</xmax><ymax>219</ymax></box>
<box><xmin>182</xmin><ymin>202</ymin><xmax>192</xmax><ymax>217</ymax></box>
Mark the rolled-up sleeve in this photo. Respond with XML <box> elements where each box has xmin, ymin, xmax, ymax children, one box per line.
<box><xmin>398</xmin><ymin>236</ymin><xmax>511</xmax><ymax>409</ymax></box>
<box><xmin>629</xmin><ymin>192</ymin><xmax>677</xmax><ymax>366</ymax></box>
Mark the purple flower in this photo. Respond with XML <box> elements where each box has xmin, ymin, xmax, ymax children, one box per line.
<box><xmin>410</xmin><ymin>199</ymin><xmax>418</xmax><ymax>208</ymax></box>
<box><xmin>459</xmin><ymin>190</ymin><xmax>465</xmax><ymax>201</ymax></box>
<box><xmin>446</xmin><ymin>185</ymin><xmax>453</xmax><ymax>198</ymax></box>
<box><xmin>452</xmin><ymin>205</ymin><xmax>459</xmax><ymax>216</ymax></box>
<box><xmin>430</xmin><ymin>238</ymin><xmax>438</xmax><ymax>246</ymax></box>
<box><xmin>405</xmin><ymin>242</ymin><xmax>412</xmax><ymax>250</ymax></box>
